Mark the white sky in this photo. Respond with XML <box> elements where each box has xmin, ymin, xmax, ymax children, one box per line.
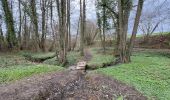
<box><xmin>72</xmin><ymin>0</ymin><xmax>96</xmax><ymax>20</ymax></box>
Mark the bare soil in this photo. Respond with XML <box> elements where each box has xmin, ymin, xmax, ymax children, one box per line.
<box><xmin>0</xmin><ymin>70</ymin><xmax>147</xmax><ymax>100</ymax></box>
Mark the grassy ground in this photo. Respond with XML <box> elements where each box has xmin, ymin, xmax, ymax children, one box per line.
<box><xmin>87</xmin><ymin>48</ymin><xmax>114</xmax><ymax>68</ymax></box>
<box><xmin>0</xmin><ymin>64</ymin><xmax>63</xmax><ymax>84</ymax></box>
<box><xmin>0</xmin><ymin>53</ymin><xmax>33</xmax><ymax>68</ymax></box>
<box><xmin>42</xmin><ymin>48</ymin><xmax>114</xmax><ymax>68</ymax></box>
<box><xmin>1</xmin><ymin>48</ymin><xmax>170</xmax><ymax>99</ymax></box>
<box><xmin>43</xmin><ymin>48</ymin><xmax>114</xmax><ymax>68</ymax></box>
<box><xmin>96</xmin><ymin>52</ymin><xmax>170</xmax><ymax>100</ymax></box>
<box><xmin>20</xmin><ymin>51</ymin><xmax>55</xmax><ymax>58</ymax></box>
<box><xmin>0</xmin><ymin>53</ymin><xmax>63</xmax><ymax>84</ymax></box>
<box><xmin>26</xmin><ymin>52</ymin><xmax>55</xmax><ymax>59</ymax></box>
<box><xmin>19</xmin><ymin>51</ymin><xmax>56</xmax><ymax>62</ymax></box>
<box><xmin>67</xmin><ymin>51</ymin><xmax>81</xmax><ymax>65</ymax></box>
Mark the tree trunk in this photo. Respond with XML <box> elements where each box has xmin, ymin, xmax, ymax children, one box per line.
<box><xmin>49</xmin><ymin>0</ymin><xmax>56</xmax><ymax>51</ymax></box>
<box><xmin>18</xmin><ymin>0</ymin><xmax>22</xmax><ymax>49</ymax></box>
<box><xmin>41</xmin><ymin>0</ymin><xmax>46</xmax><ymax>52</ymax></box>
<box><xmin>80</xmin><ymin>0</ymin><xmax>86</xmax><ymax>56</ymax></box>
<box><xmin>67</xmin><ymin>0</ymin><xmax>71</xmax><ymax>51</ymax></box>
<box><xmin>127</xmin><ymin>0</ymin><xmax>144</xmax><ymax>61</ymax></box>
<box><xmin>56</xmin><ymin>0</ymin><xmax>68</xmax><ymax>65</ymax></box>
<box><xmin>1</xmin><ymin>0</ymin><xmax>16</xmax><ymax>49</ymax></box>
<box><xmin>96</xmin><ymin>10</ymin><xmax>104</xmax><ymax>52</ymax></box>
<box><xmin>102</xmin><ymin>3</ymin><xmax>106</xmax><ymax>54</ymax></box>
<box><xmin>30</xmin><ymin>0</ymin><xmax>40</xmax><ymax>52</ymax></box>
<box><xmin>118</xmin><ymin>0</ymin><xmax>128</xmax><ymax>63</ymax></box>
<box><xmin>22</xmin><ymin>7</ymin><xmax>30</xmax><ymax>50</ymax></box>
<box><xmin>117</xmin><ymin>0</ymin><xmax>133</xmax><ymax>63</ymax></box>
<box><xmin>80</xmin><ymin>0</ymin><xmax>84</xmax><ymax>56</ymax></box>
<box><xmin>0</xmin><ymin>15</ymin><xmax>4</xmax><ymax>50</ymax></box>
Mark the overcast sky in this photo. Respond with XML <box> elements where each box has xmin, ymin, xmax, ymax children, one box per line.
<box><xmin>71</xmin><ymin>0</ymin><xmax>96</xmax><ymax>21</ymax></box>
<box><xmin>71</xmin><ymin>0</ymin><xmax>96</xmax><ymax>33</ymax></box>
<box><xmin>71</xmin><ymin>0</ymin><xmax>170</xmax><ymax>34</ymax></box>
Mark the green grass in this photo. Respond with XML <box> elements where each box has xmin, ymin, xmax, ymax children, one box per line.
<box><xmin>43</xmin><ymin>57</ymin><xmax>59</xmax><ymax>65</ymax></box>
<box><xmin>0</xmin><ymin>64</ymin><xmax>63</xmax><ymax>84</ymax></box>
<box><xmin>19</xmin><ymin>51</ymin><xmax>55</xmax><ymax>59</ymax></box>
<box><xmin>67</xmin><ymin>51</ymin><xmax>81</xmax><ymax>65</ymax></box>
<box><xmin>31</xmin><ymin>52</ymin><xmax>55</xmax><ymax>59</ymax></box>
<box><xmin>88</xmin><ymin>48</ymin><xmax>114</xmax><ymax>68</ymax></box>
<box><xmin>0</xmin><ymin>53</ymin><xmax>33</xmax><ymax>68</ymax></box>
<box><xmin>97</xmin><ymin>52</ymin><xmax>170</xmax><ymax>100</ymax></box>
<box><xmin>0</xmin><ymin>53</ymin><xmax>63</xmax><ymax>84</ymax></box>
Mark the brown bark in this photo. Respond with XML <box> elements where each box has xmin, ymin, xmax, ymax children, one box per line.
<box><xmin>102</xmin><ymin>1</ymin><xmax>106</xmax><ymax>54</ymax></box>
<box><xmin>0</xmin><ymin>15</ymin><xmax>4</xmax><ymax>50</ymax></box>
<box><xmin>41</xmin><ymin>0</ymin><xmax>47</xmax><ymax>52</ymax></box>
<box><xmin>117</xmin><ymin>0</ymin><xmax>132</xmax><ymax>63</ymax></box>
<box><xmin>49</xmin><ymin>0</ymin><xmax>56</xmax><ymax>51</ymax></box>
<box><xmin>80</xmin><ymin>0</ymin><xmax>86</xmax><ymax>56</ymax></box>
<box><xmin>23</xmin><ymin>10</ymin><xmax>29</xmax><ymax>50</ymax></box>
<box><xmin>56</xmin><ymin>0</ymin><xmax>68</xmax><ymax>65</ymax></box>
<box><xmin>67</xmin><ymin>0</ymin><xmax>71</xmax><ymax>51</ymax></box>
<box><xmin>30</xmin><ymin>0</ymin><xmax>40</xmax><ymax>52</ymax></box>
<box><xmin>118</xmin><ymin>0</ymin><xmax>127</xmax><ymax>63</ymax></box>
<box><xmin>1</xmin><ymin>0</ymin><xmax>16</xmax><ymax>49</ymax></box>
<box><xmin>18</xmin><ymin>0</ymin><xmax>22</xmax><ymax>49</ymax></box>
<box><xmin>80</xmin><ymin>0</ymin><xmax>84</xmax><ymax>56</ymax></box>
<box><xmin>128</xmin><ymin>0</ymin><xmax>144</xmax><ymax>61</ymax></box>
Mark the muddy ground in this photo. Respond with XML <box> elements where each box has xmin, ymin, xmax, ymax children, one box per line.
<box><xmin>0</xmin><ymin>70</ymin><xmax>147</xmax><ymax>100</ymax></box>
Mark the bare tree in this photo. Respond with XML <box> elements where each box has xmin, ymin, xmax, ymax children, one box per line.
<box><xmin>0</xmin><ymin>15</ymin><xmax>4</xmax><ymax>50</ymax></box>
<box><xmin>84</xmin><ymin>20</ymin><xmax>98</xmax><ymax>45</ymax></box>
<box><xmin>22</xmin><ymin>6</ymin><xmax>29</xmax><ymax>50</ymax></box>
<box><xmin>56</xmin><ymin>0</ymin><xmax>69</xmax><ymax>65</ymax></box>
<box><xmin>128</xmin><ymin>0</ymin><xmax>144</xmax><ymax>61</ymax></box>
<box><xmin>117</xmin><ymin>0</ymin><xmax>132</xmax><ymax>63</ymax></box>
<box><xmin>102</xmin><ymin>0</ymin><xmax>106</xmax><ymax>53</ymax></box>
<box><xmin>67</xmin><ymin>0</ymin><xmax>71</xmax><ymax>51</ymax></box>
<box><xmin>18</xmin><ymin>0</ymin><xmax>22</xmax><ymax>48</ymax></box>
<box><xmin>80</xmin><ymin>0</ymin><xmax>86</xmax><ymax>56</ymax></box>
<box><xmin>1</xmin><ymin>0</ymin><xmax>16</xmax><ymax>49</ymax></box>
<box><xmin>40</xmin><ymin>0</ymin><xmax>48</xmax><ymax>52</ymax></box>
<box><xmin>49</xmin><ymin>0</ymin><xmax>56</xmax><ymax>51</ymax></box>
<box><xmin>30</xmin><ymin>0</ymin><xmax>40</xmax><ymax>51</ymax></box>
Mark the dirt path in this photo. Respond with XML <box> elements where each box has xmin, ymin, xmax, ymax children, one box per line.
<box><xmin>0</xmin><ymin>70</ymin><xmax>147</xmax><ymax>100</ymax></box>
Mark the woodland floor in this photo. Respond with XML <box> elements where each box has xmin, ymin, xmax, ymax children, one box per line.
<box><xmin>0</xmin><ymin>48</ymin><xmax>170</xmax><ymax>100</ymax></box>
<box><xmin>0</xmin><ymin>48</ymin><xmax>147</xmax><ymax>100</ymax></box>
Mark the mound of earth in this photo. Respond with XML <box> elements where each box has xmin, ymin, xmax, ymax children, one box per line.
<box><xmin>135</xmin><ymin>34</ymin><xmax>170</xmax><ymax>49</ymax></box>
<box><xmin>0</xmin><ymin>70</ymin><xmax>147</xmax><ymax>100</ymax></box>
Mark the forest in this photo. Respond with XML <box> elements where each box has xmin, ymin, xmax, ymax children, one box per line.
<box><xmin>0</xmin><ymin>0</ymin><xmax>170</xmax><ymax>100</ymax></box>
